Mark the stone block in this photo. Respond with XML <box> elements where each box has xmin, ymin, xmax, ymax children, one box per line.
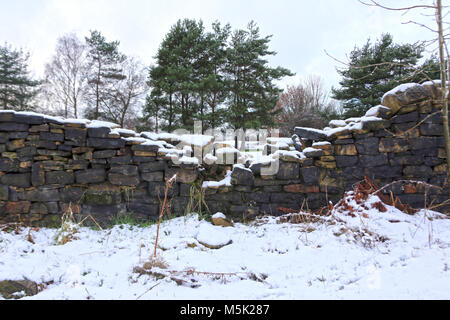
<box><xmin>334</xmin><ymin>144</ymin><xmax>357</xmax><ymax>156</ymax></box>
<box><xmin>0</xmin><ymin>173</ymin><xmax>31</xmax><ymax>188</ymax></box>
<box><xmin>87</xmin><ymin>127</ymin><xmax>111</xmax><ymax>138</ymax></box>
<box><xmin>108</xmin><ymin>173</ymin><xmax>140</xmax><ymax>186</ymax></box>
<box><xmin>109</xmin><ymin>165</ymin><xmax>138</xmax><ymax>176</ymax></box>
<box><xmin>0</xmin><ymin>122</ymin><xmax>29</xmax><ymax>131</ymax></box>
<box><xmin>141</xmin><ymin>171</ymin><xmax>164</xmax><ymax>182</ymax></box>
<box><xmin>87</xmin><ymin>137</ymin><xmax>125</xmax><ymax>149</ymax></box>
<box><xmin>276</xmin><ymin>161</ymin><xmax>299</xmax><ymax>180</ymax></box>
<box><xmin>75</xmin><ymin>169</ymin><xmax>106</xmax><ymax>184</ymax></box>
<box><xmin>403</xmin><ymin>165</ymin><xmax>433</xmax><ymax>178</ymax></box>
<box><xmin>40</xmin><ymin>132</ymin><xmax>64</xmax><ymax>142</ymax></box>
<box><xmin>359</xmin><ymin>154</ymin><xmax>388</xmax><ymax>167</ymax></box>
<box><xmin>65</xmin><ymin>127</ymin><xmax>87</xmax><ymax>145</ymax></box>
<box><xmin>24</xmin><ymin>188</ymin><xmax>60</xmax><ymax>202</ymax></box>
<box><xmin>230</xmin><ymin>165</ymin><xmax>255</xmax><ymax>186</ymax></box>
<box><xmin>355</xmin><ymin>137</ymin><xmax>379</xmax><ymax>155</ymax></box>
<box><xmin>45</xmin><ymin>171</ymin><xmax>74</xmax><ymax>186</ymax></box>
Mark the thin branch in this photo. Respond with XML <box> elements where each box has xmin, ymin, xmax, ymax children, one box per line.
<box><xmin>358</xmin><ymin>0</ymin><xmax>438</xmax><ymax>11</ymax></box>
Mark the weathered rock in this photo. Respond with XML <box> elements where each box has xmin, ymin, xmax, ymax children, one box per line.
<box><xmin>231</xmin><ymin>165</ymin><xmax>255</xmax><ymax>186</ymax></box>
<box><xmin>211</xmin><ymin>212</ymin><xmax>234</xmax><ymax>227</ymax></box>
<box><xmin>45</xmin><ymin>171</ymin><xmax>74</xmax><ymax>186</ymax></box>
<box><xmin>75</xmin><ymin>168</ymin><xmax>106</xmax><ymax>184</ymax></box>
<box><xmin>294</xmin><ymin>127</ymin><xmax>327</xmax><ymax>141</ymax></box>
<box><xmin>420</xmin><ymin>123</ymin><xmax>443</xmax><ymax>136</ymax></box>
<box><xmin>392</xmin><ymin>111</ymin><xmax>419</xmax><ymax>124</ymax></box>
<box><xmin>410</xmin><ymin>137</ymin><xmax>441</xmax><ymax>150</ymax></box>
<box><xmin>108</xmin><ymin>173</ymin><xmax>140</xmax><ymax>186</ymax></box>
<box><xmin>166</xmin><ymin>168</ymin><xmax>198</xmax><ymax>184</ymax></box>
<box><xmin>0</xmin><ymin>173</ymin><xmax>31</xmax><ymax>188</ymax></box>
<box><xmin>40</xmin><ymin>131</ymin><xmax>64</xmax><ymax>142</ymax></box>
<box><xmin>93</xmin><ymin>150</ymin><xmax>116</xmax><ymax>159</ymax></box>
<box><xmin>30</xmin><ymin>163</ymin><xmax>44</xmax><ymax>187</ymax></box>
<box><xmin>87</xmin><ymin>127</ymin><xmax>111</xmax><ymax>138</ymax></box>
<box><xmin>5</xmin><ymin>201</ymin><xmax>31</xmax><ymax>214</ymax></box>
<box><xmin>303</xmin><ymin>148</ymin><xmax>324</xmax><ymax>158</ymax></box>
<box><xmin>355</xmin><ymin>137</ymin><xmax>379</xmax><ymax>155</ymax></box>
<box><xmin>84</xmin><ymin>188</ymin><xmax>122</xmax><ymax>205</ymax></box>
<box><xmin>109</xmin><ymin>165</ymin><xmax>138</xmax><ymax>176</ymax></box>
<box><xmin>65</xmin><ymin>127</ymin><xmax>87</xmax><ymax>146</ymax></box>
<box><xmin>109</xmin><ymin>155</ymin><xmax>132</xmax><ymax>165</ymax></box>
<box><xmin>127</xmin><ymin>202</ymin><xmax>159</xmax><ymax>218</ymax></box>
<box><xmin>382</xmin><ymin>83</ymin><xmax>430</xmax><ymax>114</ymax></box>
<box><xmin>334</xmin><ymin>144</ymin><xmax>357</xmax><ymax>156</ymax></box>
<box><xmin>403</xmin><ymin>165</ymin><xmax>433</xmax><ymax>178</ymax></box>
<box><xmin>29</xmin><ymin>124</ymin><xmax>49</xmax><ymax>133</ymax></box>
<box><xmin>141</xmin><ymin>171</ymin><xmax>164</xmax><ymax>182</ymax></box>
<box><xmin>6</xmin><ymin>139</ymin><xmax>25</xmax><ymax>151</ymax></box>
<box><xmin>60</xmin><ymin>186</ymin><xmax>85</xmax><ymax>203</ymax></box>
<box><xmin>276</xmin><ymin>161</ymin><xmax>299</xmax><ymax>180</ymax></box>
<box><xmin>0</xmin><ymin>122</ymin><xmax>29</xmax><ymax>131</ymax></box>
<box><xmin>148</xmin><ymin>181</ymin><xmax>179</xmax><ymax>198</ymax></box>
<box><xmin>0</xmin><ymin>158</ymin><xmax>19</xmax><ymax>172</ymax></box>
<box><xmin>379</xmin><ymin>138</ymin><xmax>409</xmax><ymax>153</ymax></box>
<box><xmin>359</xmin><ymin>154</ymin><xmax>388</xmax><ymax>167</ymax></box>
<box><xmin>335</xmin><ymin>155</ymin><xmax>359</xmax><ymax>168</ymax></box>
<box><xmin>0</xmin><ymin>279</ymin><xmax>39</xmax><ymax>299</ymax></box>
<box><xmin>30</xmin><ymin>202</ymin><xmax>48</xmax><ymax>215</ymax></box>
<box><xmin>196</xmin><ymin>223</ymin><xmax>233</xmax><ymax>249</ymax></box>
<box><xmin>284</xmin><ymin>184</ymin><xmax>319</xmax><ymax>193</ymax></box>
<box><xmin>24</xmin><ymin>188</ymin><xmax>60</xmax><ymax>202</ymax></box>
<box><xmin>16</xmin><ymin>146</ymin><xmax>37</xmax><ymax>161</ymax></box>
<box><xmin>0</xmin><ymin>185</ymin><xmax>8</xmax><ymax>201</ymax></box>
<box><xmin>87</xmin><ymin>137</ymin><xmax>125</xmax><ymax>149</ymax></box>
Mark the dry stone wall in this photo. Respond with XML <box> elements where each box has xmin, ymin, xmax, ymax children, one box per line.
<box><xmin>0</xmin><ymin>82</ymin><xmax>449</xmax><ymax>227</ymax></box>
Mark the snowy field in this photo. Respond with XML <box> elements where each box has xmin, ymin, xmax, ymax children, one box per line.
<box><xmin>1</xmin><ymin>193</ymin><xmax>450</xmax><ymax>300</ymax></box>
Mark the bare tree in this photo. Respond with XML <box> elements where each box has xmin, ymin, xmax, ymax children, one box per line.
<box><xmin>274</xmin><ymin>75</ymin><xmax>341</xmax><ymax>136</ymax></box>
<box><xmin>100</xmin><ymin>57</ymin><xmax>148</xmax><ymax>128</ymax></box>
<box><xmin>359</xmin><ymin>0</ymin><xmax>450</xmax><ymax>191</ymax></box>
<box><xmin>43</xmin><ymin>33</ymin><xmax>87</xmax><ymax>118</ymax></box>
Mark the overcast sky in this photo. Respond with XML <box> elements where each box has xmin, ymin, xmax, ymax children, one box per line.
<box><xmin>0</xmin><ymin>0</ymin><xmax>438</xmax><ymax>93</ymax></box>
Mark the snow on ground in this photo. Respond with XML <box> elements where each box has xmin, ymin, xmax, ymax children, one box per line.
<box><xmin>1</xmin><ymin>196</ymin><xmax>450</xmax><ymax>300</ymax></box>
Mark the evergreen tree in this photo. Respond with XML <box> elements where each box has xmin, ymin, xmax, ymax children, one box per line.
<box><xmin>332</xmin><ymin>33</ymin><xmax>425</xmax><ymax>118</ymax></box>
<box><xmin>144</xmin><ymin>20</ymin><xmax>292</xmax><ymax>132</ymax></box>
<box><xmin>197</xmin><ymin>22</ymin><xmax>231</xmax><ymax>130</ymax></box>
<box><xmin>146</xmin><ymin>19</ymin><xmax>206</xmax><ymax>131</ymax></box>
<box><xmin>225</xmin><ymin>21</ymin><xmax>293</xmax><ymax>129</ymax></box>
<box><xmin>0</xmin><ymin>43</ymin><xmax>39</xmax><ymax>111</ymax></box>
<box><xmin>84</xmin><ymin>30</ymin><xmax>125</xmax><ymax>120</ymax></box>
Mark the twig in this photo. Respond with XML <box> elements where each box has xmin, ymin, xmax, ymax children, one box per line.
<box><xmin>136</xmin><ymin>282</ymin><xmax>161</xmax><ymax>300</ymax></box>
<box><xmin>153</xmin><ymin>174</ymin><xmax>177</xmax><ymax>257</ymax></box>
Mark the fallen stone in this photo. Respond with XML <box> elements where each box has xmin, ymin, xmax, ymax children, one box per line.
<box><xmin>211</xmin><ymin>212</ymin><xmax>234</xmax><ymax>227</ymax></box>
<box><xmin>0</xmin><ymin>279</ymin><xmax>39</xmax><ymax>299</ymax></box>
<box><xmin>196</xmin><ymin>223</ymin><xmax>233</xmax><ymax>249</ymax></box>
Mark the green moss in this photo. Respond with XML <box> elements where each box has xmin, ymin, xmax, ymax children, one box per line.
<box><xmin>84</xmin><ymin>191</ymin><xmax>121</xmax><ymax>206</ymax></box>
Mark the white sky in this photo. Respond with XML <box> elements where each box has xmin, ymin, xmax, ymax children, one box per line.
<box><xmin>0</xmin><ymin>0</ymin><xmax>439</xmax><ymax>93</ymax></box>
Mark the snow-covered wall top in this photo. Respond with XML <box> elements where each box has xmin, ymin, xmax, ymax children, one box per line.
<box><xmin>0</xmin><ymin>81</ymin><xmax>448</xmax><ymax>227</ymax></box>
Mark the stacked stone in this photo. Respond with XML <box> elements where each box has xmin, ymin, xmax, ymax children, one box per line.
<box><xmin>205</xmin><ymin>82</ymin><xmax>449</xmax><ymax>217</ymax></box>
<box><xmin>0</xmin><ymin>111</ymin><xmax>199</xmax><ymax>226</ymax></box>
<box><xmin>1</xmin><ymin>82</ymin><xmax>449</xmax><ymax>227</ymax></box>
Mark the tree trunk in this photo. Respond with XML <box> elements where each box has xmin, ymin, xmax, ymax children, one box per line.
<box><xmin>437</xmin><ymin>0</ymin><xmax>450</xmax><ymax>192</ymax></box>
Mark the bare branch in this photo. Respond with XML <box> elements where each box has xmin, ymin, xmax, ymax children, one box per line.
<box><xmin>358</xmin><ymin>0</ymin><xmax>437</xmax><ymax>11</ymax></box>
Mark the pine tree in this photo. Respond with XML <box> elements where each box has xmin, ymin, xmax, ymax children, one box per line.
<box><xmin>146</xmin><ymin>19</ymin><xmax>207</xmax><ymax>131</ymax></box>
<box><xmin>84</xmin><ymin>30</ymin><xmax>125</xmax><ymax>120</ymax></box>
<box><xmin>144</xmin><ymin>20</ymin><xmax>292</xmax><ymax>132</ymax></box>
<box><xmin>196</xmin><ymin>22</ymin><xmax>231</xmax><ymax>130</ymax></box>
<box><xmin>225</xmin><ymin>21</ymin><xmax>293</xmax><ymax>129</ymax></box>
<box><xmin>332</xmin><ymin>33</ymin><xmax>426</xmax><ymax>118</ymax></box>
<box><xmin>0</xmin><ymin>43</ymin><xmax>39</xmax><ymax>111</ymax></box>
